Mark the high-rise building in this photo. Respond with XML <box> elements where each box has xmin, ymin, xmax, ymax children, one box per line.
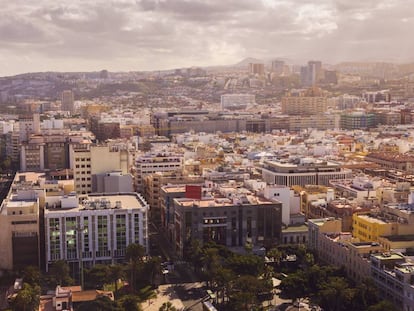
<box><xmin>271</xmin><ymin>60</ymin><xmax>285</xmax><ymax>75</ymax></box>
<box><xmin>248</xmin><ymin>63</ymin><xmax>265</xmax><ymax>76</ymax></box>
<box><xmin>281</xmin><ymin>90</ymin><xmax>328</xmax><ymax>115</ymax></box>
<box><xmin>61</xmin><ymin>90</ymin><xmax>75</xmax><ymax>114</ymax></box>
<box><xmin>301</xmin><ymin>61</ymin><xmax>323</xmax><ymax>86</ymax></box>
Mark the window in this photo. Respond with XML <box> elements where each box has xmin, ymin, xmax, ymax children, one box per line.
<box><xmin>116</xmin><ymin>215</ymin><xmax>127</xmax><ymax>256</ymax></box>
<box><xmin>49</xmin><ymin>218</ymin><xmax>61</xmax><ymax>260</ymax></box>
<box><xmin>134</xmin><ymin>214</ymin><xmax>140</xmax><ymax>243</ymax></box>
<box><xmin>97</xmin><ymin>216</ymin><xmax>108</xmax><ymax>255</ymax></box>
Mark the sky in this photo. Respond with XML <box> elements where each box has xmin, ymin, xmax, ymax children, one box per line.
<box><xmin>1</xmin><ymin>0</ymin><xmax>413</xmax><ymax>76</ymax></box>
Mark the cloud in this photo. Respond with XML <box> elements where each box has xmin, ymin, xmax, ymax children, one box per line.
<box><xmin>0</xmin><ymin>0</ymin><xmax>413</xmax><ymax>76</ymax></box>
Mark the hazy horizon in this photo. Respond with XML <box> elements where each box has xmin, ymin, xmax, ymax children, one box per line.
<box><xmin>1</xmin><ymin>0</ymin><xmax>413</xmax><ymax>76</ymax></box>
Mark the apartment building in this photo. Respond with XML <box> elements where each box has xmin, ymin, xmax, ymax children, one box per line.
<box><xmin>0</xmin><ymin>173</ymin><xmax>44</xmax><ymax>270</ymax></box>
<box><xmin>143</xmin><ymin>172</ymin><xmax>203</xmax><ymax>224</ymax></box>
<box><xmin>317</xmin><ymin>233</ymin><xmax>383</xmax><ymax>281</ymax></box>
<box><xmin>352</xmin><ymin>214</ymin><xmax>397</xmax><ymax>242</ymax></box>
<box><xmin>45</xmin><ymin>192</ymin><xmax>148</xmax><ymax>272</ymax></box>
<box><xmin>370</xmin><ymin>253</ymin><xmax>414</xmax><ymax>310</ymax></box>
<box><xmin>308</xmin><ymin>217</ymin><xmax>342</xmax><ymax>251</ymax></box>
<box><xmin>72</xmin><ymin>145</ymin><xmax>130</xmax><ymax>194</ymax></box>
<box><xmin>134</xmin><ymin>152</ymin><xmax>183</xmax><ymax>192</ymax></box>
<box><xmin>281</xmin><ymin>95</ymin><xmax>327</xmax><ymax>115</ymax></box>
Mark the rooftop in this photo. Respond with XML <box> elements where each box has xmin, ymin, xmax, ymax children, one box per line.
<box><xmin>45</xmin><ymin>193</ymin><xmax>148</xmax><ymax>213</ymax></box>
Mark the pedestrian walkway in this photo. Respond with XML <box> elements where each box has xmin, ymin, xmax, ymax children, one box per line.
<box><xmin>142</xmin><ymin>284</ymin><xmax>185</xmax><ymax>311</ymax></box>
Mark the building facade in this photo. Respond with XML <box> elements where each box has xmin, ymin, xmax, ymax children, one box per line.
<box><xmin>45</xmin><ymin>193</ymin><xmax>148</xmax><ymax>272</ymax></box>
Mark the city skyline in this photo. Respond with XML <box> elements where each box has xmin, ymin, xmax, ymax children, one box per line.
<box><xmin>1</xmin><ymin>0</ymin><xmax>413</xmax><ymax>76</ymax></box>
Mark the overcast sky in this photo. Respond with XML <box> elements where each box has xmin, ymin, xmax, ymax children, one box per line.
<box><xmin>1</xmin><ymin>0</ymin><xmax>413</xmax><ymax>76</ymax></box>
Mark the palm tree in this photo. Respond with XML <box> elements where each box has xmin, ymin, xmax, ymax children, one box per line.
<box><xmin>118</xmin><ymin>295</ymin><xmax>142</xmax><ymax>311</ymax></box>
<box><xmin>108</xmin><ymin>264</ymin><xmax>124</xmax><ymax>292</ymax></box>
<box><xmin>10</xmin><ymin>283</ymin><xmax>40</xmax><ymax>311</ymax></box>
<box><xmin>125</xmin><ymin>243</ymin><xmax>145</xmax><ymax>292</ymax></box>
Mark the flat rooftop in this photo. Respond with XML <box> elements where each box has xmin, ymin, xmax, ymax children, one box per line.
<box><xmin>282</xmin><ymin>224</ymin><xmax>308</xmax><ymax>233</ymax></box>
<box><xmin>357</xmin><ymin>214</ymin><xmax>388</xmax><ymax>224</ymax></box>
<box><xmin>380</xmin><ymin>235</ymin><xmax>414</xmax><ymax>242</ymax></box>
<box><xmin>372</xmin><ymin>253</ymin><xmax>404</xmax><ymax>261</ymax></box>
<box><xmin>175</xmin><ymin>195</ymin><xmax>275</xmax><ymax>208</ymax></box>
<box><xmin>45</xmin><ymin>193</ymin><xmax>147</xmax><ymax>214</ymax></box>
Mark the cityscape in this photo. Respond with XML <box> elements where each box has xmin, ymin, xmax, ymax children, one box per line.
<box><xmin>2</xmin><ymin>1</ymin><xmax>414</xmax><ymax>311</ymax></box>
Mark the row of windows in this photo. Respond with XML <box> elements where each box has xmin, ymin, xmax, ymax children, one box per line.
<box><xmin>75</xmin><ymin>158</ymin><xmax>91</xmax><ymax>162</ymax></box>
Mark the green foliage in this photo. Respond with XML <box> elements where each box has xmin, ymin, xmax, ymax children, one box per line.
<box><xmin>278</xmin><ymin>271</ymin><xmax>309</xmax><ymax>300</ymax></box>
<box><xmin>108</xmin><ymin>264</ymin><xmax>125</xmax><ymax>292</ymax></box>
<box><xmin>125</xmin><ymin>243</ymin><xmax>145</xmax><ymax>292</ymax></box>
<box><xmin>367</xmin><ymin>300</ymin><xmax>399</xmax><ymax>311</ymax></box>
<box><xmin>84</xmin><ymin>264</ymin><xmax>111</xmax><ymax>289</ymax></box>
<box><xmin>22</xmin><ymin>266</ymin><xmax>41</xmax><ymax>287</ymax></box>
<box><xmin>118</xmin><ymin>295</ymin><xmax>142</xmax><ymax>311</ymax></box>
<box><xmin>226</xmin><ymin>254</ymin><xmax>264</xmax><ymax>277</ymax></box>
<box><xmin>10</xmin><ymin>283</ymin><xmax>40</xmax><ymax>311</ymax></box>
<box><xmin>316</xmin><ymin>276</ymin><xmax>356</xmax><ymax>311</ymax></box>
<box><xmin>46</xmin><ymin>260</ymin><xmax>74</xmax><ymax>287</ymax></box>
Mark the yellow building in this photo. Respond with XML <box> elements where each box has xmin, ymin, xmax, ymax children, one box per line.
<box><xmin>352</xmin><ymin>214</ymin><xmax>397</xmax><ymax>242</ymax></box>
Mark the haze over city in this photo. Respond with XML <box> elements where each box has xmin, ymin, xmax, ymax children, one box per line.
<box><xmin>1</xmin><ymin>0</ymin><xmax>413</xmax><ymax>76</ymax></box>
<box><xmin>4</xmin><ymin>1</ymin><xmax>414</xmax><ymax>311</ymax></box>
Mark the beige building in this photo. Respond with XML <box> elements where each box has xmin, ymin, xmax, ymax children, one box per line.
<box><xmin>143</xmin><ymin>172</ymin><xmax>203</xmax><ymax>224</ymax></box>
<box><xmin>281</xmin><ymin>96</ymin><xmax>327</xmax><ymax>115</ymax></box>
<box><xmin>61</xmin><ymin>90</ymin><xmax>75</xmax><ymax>114</ymax></box>
<box><xmin>308</xmin><ymin>217</ymin><xmax>342</xmax><ymax>251</ymax></box>
<box><xmin>134</xmin><ymin>152</ymin><xmax>183</xmax><ymax>192</ymax></box>
<box><xmin>317</xmin><ymin>232</ymin><xmax>383</xmax><ymax>281</ymax></box>
<box><xmin>72</xmin><ymin>145</ymin><xmax>130</xmax><ymax>194</ymax></box>
<box><xmin>0</xmin><ymin>173</ymin><xmax>44</xmax><ymax>270</ymax></box>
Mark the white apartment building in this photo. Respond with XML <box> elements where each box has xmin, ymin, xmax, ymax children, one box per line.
<box><xmin>45</xmin><ymin>192</ymin><xmax>149</xmax><ymax>271</ymax></box>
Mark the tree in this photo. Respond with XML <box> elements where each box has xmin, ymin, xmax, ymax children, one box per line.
<box><xmin>85</xmin><ymin>264</ymin><xmax>110</xmax><ymax>289</ymax></box>
<box><xmin>267</xmin><ymin>247</ymin><xmax>283</xmax><ymax>266</ymax></box>
<box><xmin>185</xmin><ymin>239</ymin><xmax>203</xmax><ymax>273</ymax></box>
<box><xmin>351</xmin><ymin>279</ymin><xmax>380</xmax><ymax>311</ymax></box>
<box><xmin>118</xmin><ymin>295</ymin><xmax>142</xmax><ymax>311</ymax></box>
<box><xmin>136</xmin><ymin>286</ymin><xmax>157</xmax><ymax>303</ymax></box>
<box><xmin>278</xmin><ymin>271</ymin><xmax>308</xmax><ymax>300</ymax></box>
<box><xmin>214</xmin><ymin>267</ymin><xmax>235</xmax><ymax>304</ymax></box>
<box><xmin>125</xmin><ymin>243</ymin><xmax>145</xmax><ymax>292</ymax></box>
<box><xmin>367</xmin><ymin>300</ymin><xmax>399</xmax><ymax>311</ymax></box>
<box><xmin>22</xmin><ymin>266</ymin><xmax>41</xmax><ymax>287</ymax></box>
<box><xmin>47</xmin><ymin>260</ymin><xmax>74</xmax><ymax>287</ymax></box>
<box><xmin>226</xmin><ymin>254</ymin><xmax>264</xmax><ymax>276</ymax></box>
<box><xmin>108</xmin><ymin>264</ymin><xmax>124</xmax><ymax>292</ymax></box>
<box><xmin>142</xmin><ymin>257</ymin><xmax>162</xmax><ymax>287</ymax></box>
<box><xmin>228</xmin><ymin>275</ymin><xmax>266</xmax><ymax>311</ymax></box>
<box><xmin>159</xmin><ymin>302</ymin><xmax>177</xmax><ymax>311</ymax></box>
<box><xmin>316</xmin><ymin>277</ymin><xmax>355</xmax><ymax>311</ymax></box>
<box><xmin>201</xmin><ymin>247</ymin><xmax>221</xmax><ymax>287</ymax></box>
<box><xmin>10</xmin><ymin>283</ymin><xmax>40</xmax><ymax>311</ymax></box>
